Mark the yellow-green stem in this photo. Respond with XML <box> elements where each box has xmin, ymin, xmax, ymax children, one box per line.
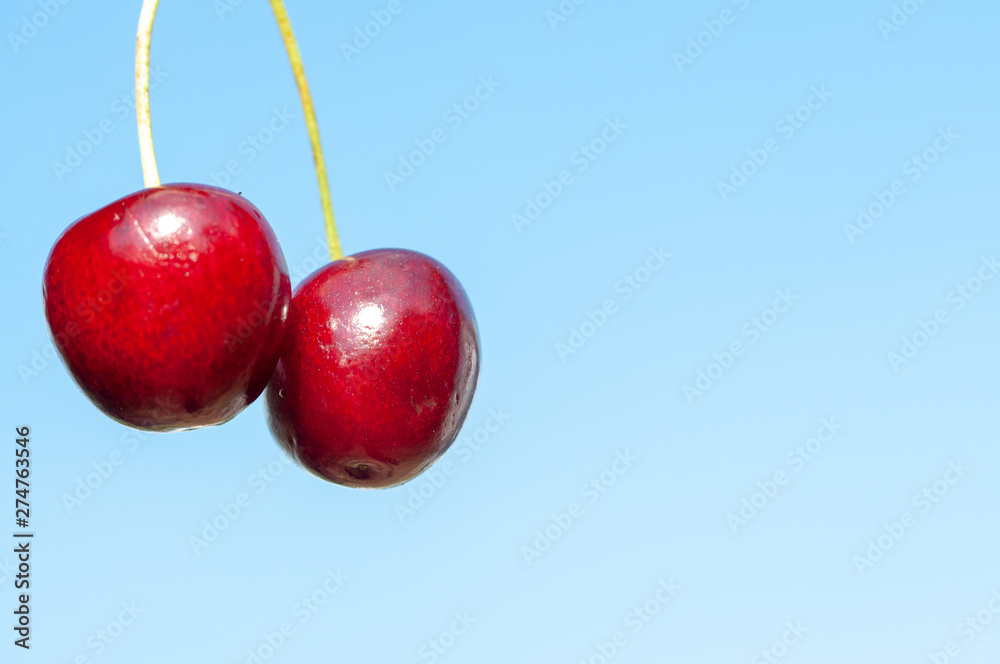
<box><xmin>268</xmin><ymin>0</ymin><xmax>343</xmax><ymax>261</ymax></box>
<box><xmin>136</xmin><ymin>0</ymin><xmax>161</xmax><ymax>187</ymax></box>
<box><xmin>135</xmin><ymin>0</ymin><xmax>343</xmax><ymax>260</ymax></box>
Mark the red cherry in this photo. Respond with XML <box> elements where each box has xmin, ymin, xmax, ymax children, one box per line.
<box><xmin>265</xmin><ymin>249</ymin><xmax>480</xmax><ymax>488</ymax></box>
<box><xmin>43</xmin><ymin>183</ymin><xmax>291</xmax><ymax>431</ymax></box>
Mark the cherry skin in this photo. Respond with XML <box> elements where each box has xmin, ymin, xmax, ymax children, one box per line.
<box><xmin>43</xmin><ymin>183</ymin><xmax>291</xmax><ymax>431</ymax></box>
<box><xmin>265</xmin><ymin>249</ymin><xmax>480</xmax><ymax>488</ymax></box>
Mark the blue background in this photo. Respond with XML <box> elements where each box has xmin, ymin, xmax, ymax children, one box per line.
<box><xmin>2</xmin><ymin>0</ymin><xmax>1000</xmax><ymax>662</ymax></box>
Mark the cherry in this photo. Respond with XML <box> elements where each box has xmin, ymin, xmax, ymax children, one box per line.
<box><xmin>265</xmin><ymin>249</ymin><xmax>480</xmax><ymax>488</ymax></box>
<box><xmin>43</xmin><ymin>184</ymin><xmax>291</xmax><ymax>431</ymax></box>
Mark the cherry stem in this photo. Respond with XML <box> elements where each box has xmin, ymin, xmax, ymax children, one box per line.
<box><xmin>134</xmin><ymin>0</ymin><xmax>343</xmax><ymax>261</ymax></box>
<box><xmin>136</xmin><ymin>0</ymin><xmax>161</xmax><ymax>188</ymax></box>
<box><xmin>268</xmin><ymin>0</ymin><xmax>343</xmax><ymax>261</ymax></box>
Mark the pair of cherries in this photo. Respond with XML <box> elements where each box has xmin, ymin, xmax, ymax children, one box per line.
<box><xmin>42</xmin><ymin>184</ymin><xmax>479</xmax><ymax>488</ymax></box>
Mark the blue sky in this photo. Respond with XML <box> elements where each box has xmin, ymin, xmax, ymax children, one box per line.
<box><xmin>2</xmin><ymin>0</ymin><xmax>1000</xmax><ymax>662</ymax></box>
